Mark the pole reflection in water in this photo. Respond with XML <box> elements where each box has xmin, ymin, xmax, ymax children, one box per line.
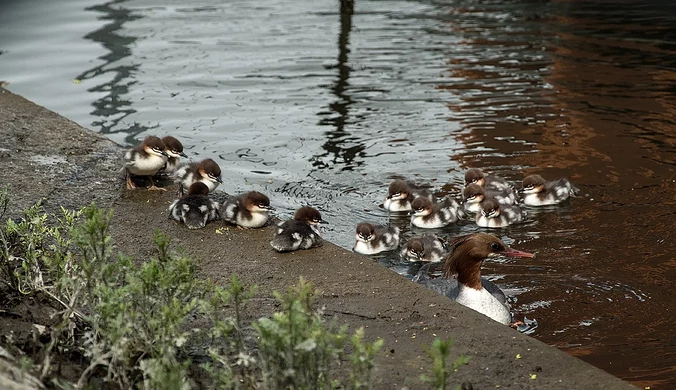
<box><xmin>77</xmin><ymin>0</ymin><xmax>150</xmax><ymax>144</ymax></box>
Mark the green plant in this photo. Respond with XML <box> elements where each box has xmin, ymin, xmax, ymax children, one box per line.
<box><xmin>1</xmin><ymin>194</ymin><xmax>385</xmax><ymax>389</ymax></box>
<box><xmin>420</xmin><ymin>337</ymin><xmax>471</xmax><ymax>390</ymax></box>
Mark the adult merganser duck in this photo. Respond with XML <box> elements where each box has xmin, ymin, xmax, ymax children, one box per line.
<box><xmin>400</xmin><ymin>235</ymin><xmax>447</xmax><ymax>263</ymax></box>
<box><xmin>413</xmin><ymin>262</ymin><xmax>506</xmax><ymax>304</ymax></box>
<box><xmin>174</xmin><ymin>158</ymin><xmax>223</xmax><ymax>195</ymax></box>
<box><xmin>521</xmin><ymin>174</ymin><xmax>578</xmax><ymax>206</ymax></box>
<box><xmin>442</xmin><ymin>233</ymin><xmax>534</xmax><ymax>325</ymax></box>
<box><xmin>462</xmin><ymin>183</ymin><xmax>517</xmax><ymax>214</ymax></box>
<box><xmin>464</xmin><ymin>168</ymin><xmax>512</xmax><ymax>192</ymax></box>
<box><xmin>123</xmin><ymin>136</ymin><xmax>169</xmax><ymax>190</ymax></box>
<box><xmin>475</xmin><ymin>198</ymin><xmax>526</xmax><ymax>228</ymax></box>
<box><xmin>222</xmin><ymin>191</ymin><xmax>274</xmax><ymax>229</ymax></box>
<box><xmin>352</xmin><ymin>222</ymin><xmax>400</xmax><ymax>255</ymax></box>
<box><xmin>159</xmin><ymin>136</ymin><xmax>188</xmax><ymax>174</ymax></box>
<box><xmin>383</xmin><ymin>179</ymin><xmax>434</xmax><ymax>212</ymax></box>
<box><xmin>270</xmin><ymin>206</ymin><xmax>326</xmax><ymax>252</ymax></box>
<box><xmin>168</xmin><ymin>182</ymin><xmax>220</xmax><ymax>229</ymax></box>
<box><xmin>410</xmin><ymin>196</ymin><xmax>464</xmax><ymax>229</ymax></box>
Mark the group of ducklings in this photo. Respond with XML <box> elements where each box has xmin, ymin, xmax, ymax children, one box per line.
<box><xmin>123</xmin><ymin>136</ymin><xmax>576</xmax><ymax>257</ymax></box>
<box><xmin>123</xmin><ymin>135</ymin><xmax>326</xmax><ymax>252</ymax></box>
<box><xmin>352</xmin><ymin>168</ymin><xmax>577</xmax><ymax>261</ymax></box>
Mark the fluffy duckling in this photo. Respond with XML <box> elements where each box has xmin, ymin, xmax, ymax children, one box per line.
<box><xmin>124</xmin><ymin>136</ymin><xmax>169</xmax><ymax>190</ymax></box>
<box><xmin>168</xmin><ymin>182</ymin><xmax>220</xmax><ymax>229</ymax></box>
<box><xmin>174</xmin><ymin>158</ymin><xmax>223</xmax><ymax>195</ymax></box>
<box><xmin>160</xmin><ymin>136</ymin><xmax>188</xmax><ymax>174</ymax></box>
<box><xmin>521</xmin><ymin>174</ymin><xmax>578</xmax><ymax>206</ymax></box>
<box><xmin>383</xmin><ymin>179</ymin><xmax>434</xmax><ymax>212</ymax></box>
<box><xmin>464</xmin><ymin>168</ymin><xmax>512</xmax><ymax>192</ymax></box>
<box><xmin>352</xmin><ymin>222</ymin><xmax>400</xmax><ymax>255</ymax></box>
<box><xmin>400</xmin><ymin>235</ymin><xmax>447</xmax><ymax>263</ymax></box>
<box><xmin>442</xmin><ymin>233</ymin><xmax>534</xmax><ymax>325</ymax></box>
<box><xmin>222</xmin><ymin>191</ymin><xmax>274</xmax><ymax>229</ymax></box>
<box><xmin>270</xmin><ymin>206</ymin><xmax>326</xmax><ymax>253</ymax></box>
<box><xmin>475</xmin><ymin>198</ymin><xmax>526</xmax><ymax>228</ymax></box>
<box><xmin>462</xmin><ymin>183</ymin><xmax>517</xmax><ymax>214</ymax></box>
<box><xmin>410</xmin><ymin>196</ymin><xmax>464</xmax><ymax>229</ymax></box>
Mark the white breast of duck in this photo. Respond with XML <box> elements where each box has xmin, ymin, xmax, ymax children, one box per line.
<box><xmin>125</xmin><ymin>150</ymin><xmax>167</xmax><ymax>176</ymax></box>
<box><xmin>383</xmin><ymin>197</ymin><xmax>412</xmax><ymax>212</ymax></box>
<box><xmin>456</xmin><ymin>285</ymin><xmax>511</xmax><ymax>325</ymax></box>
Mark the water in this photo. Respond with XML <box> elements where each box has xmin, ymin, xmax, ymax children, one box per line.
<box><xmin>1</xmin><ymin>0</ymin><xmax>675</xmax><ymax>387</ymax></box>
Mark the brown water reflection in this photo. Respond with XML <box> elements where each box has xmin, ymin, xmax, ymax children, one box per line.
<box><xmin>441</xmin><ymin>1</ymin><xmax>675</xmax><ymax>387</ymax></box>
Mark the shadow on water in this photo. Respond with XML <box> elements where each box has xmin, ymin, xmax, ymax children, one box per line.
<box><xmin>76</xmin><ymin>0</ymin><xmax>151</xmax><ymax>144</ymax></box>
<box><xmin>312</xmin><ymin>0</ymin><xmax>365</xmax><ymax>172</ymax></box>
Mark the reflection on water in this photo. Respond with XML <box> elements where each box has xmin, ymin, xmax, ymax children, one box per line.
<box><xmin>76</xmin><ymin>0</ymin><xmax>150</xmax><ymax>143</ymax></box>
<box><xmin>1</xmin><ymin>0</ymin><xmax>675</xmax><ymax>387</ymax></box>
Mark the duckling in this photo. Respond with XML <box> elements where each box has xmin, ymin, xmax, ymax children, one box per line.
<box><xmin>160</xmin><ymin>136</ymin><xmax>188</xmax><ymax>174</ymax></box>
<box><xmin>464</xmin><ymin>168</ymin><xmax>512</xmax><ymax>192</ymax></box>
<box><xmin>270</xmin><ymin>206</ymin><xmax>326</xmax><ymax>252</ymax></box>
<box><xmin>352</xmin><ymin>222</ymin><xmax>400</xmax><ymax>255</ymax></box>
<box><xmin>174</xmin><ymin>158</ymin><xmax>223</xmax><ymax>195</ymax></box>
<box><xmin>442</xmin><ymin>233</ymin><xmax>534</xmax><ymax>325</ymax></box>
<box><xmin>462</xmin><ymin>183</ymin><xmax>517</xmax><ymax>214</ymax></box>
<box><xmin>521</xmin><ymin>174</ymin><xmax>578</xmax><ymax>206</ymax></box>
<box><xmin>168</xmin><ymin>182</ymin><xmax>220</xmax><ymax>229</ymax></box>
<box><xmin>123</xmin><ymin>136</ymin><xmax>168</xmax><ymax>190</ymax></box>
<box><xmin>383</xmin><ymin>179</ymin><xmax>434</xmax><ymax>212</ymax></box>
<box><xmin>222</xmin><ymin>191</ymin><xmax>274</xmax><ymax>229</ymax></box>
<box><xmin>410</xmin><ymin>196</ymin><xmax>464</xmax><ymax>229</ymax></box>
<box><xmin>475</xmin><ymin>198</ymin><xmax>526</xmax><ymax>228</ymax></box>
<box><xmin>400</xmin><ymin>235</ymin><xmax>447</xmax><ymax>263</ymax></box>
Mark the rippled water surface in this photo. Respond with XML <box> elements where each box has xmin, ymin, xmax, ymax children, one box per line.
<box><xmin>1</xmin><ymin>0</ymin><xmax>675</xmax><ymax>387</ymax></box>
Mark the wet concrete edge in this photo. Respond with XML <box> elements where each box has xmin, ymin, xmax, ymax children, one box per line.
<box><xmin>0</xmin><ymin>88</ymin><xmax>638</xmax><ymax>389</ymax></box>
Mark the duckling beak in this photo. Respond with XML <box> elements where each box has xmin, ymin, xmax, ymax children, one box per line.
<box><xmin>319</xmin><ymin>219</ymin><xmax>328</xmax><ymax>224</ymax></box>
<box><xmin>160</xmin><ymin>150</ymin><xmax>169</xmax><ymax>157</ymax></box>
<box><xmin>503</xmin><ymin>247</ymin><xmax>535</xmax><ymax>258</ymax></box>
<box><xmin>179</xmin><ymin>151</ymin><xmax>188</xmax><ymax>158</ymax></box>
<box><xmin>216</xmin><ymin>177</ymin><xmax>223</xmax><ymax>184</ymax></box>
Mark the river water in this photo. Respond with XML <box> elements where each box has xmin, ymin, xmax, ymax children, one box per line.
<box><xmin>1</xmin><ymin>0</ymin><xmax>675</xmax><ymax>387</ymax></box>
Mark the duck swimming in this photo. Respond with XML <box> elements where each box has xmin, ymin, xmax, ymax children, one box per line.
<box><xmin>383</xmin><ymin>179</ymin><xmax>434</xmax><ymax>212</ymax></box>
<box><xmin>521</xmin><ymin>174</ymin><xmax>578</xmax><ymax>206</ymax></box>
<box><xmin>400</xmin><ymin>235</ymin><xmax>447</xmax><ymax>263</ymax></box>
<box><xmin>352</xmin><ymin>222</ymin><xmax>400</xmax><ymax>255</ymax></box>
<box><xmin>438</xmin><ymin>233</ymin><xmax>534</xmax><ymax>325</ymax></box>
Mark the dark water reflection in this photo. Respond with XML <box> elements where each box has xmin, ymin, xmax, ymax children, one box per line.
<box><xmin>1</xmin><ymin>0</ymin><xmax>675</xmax><ymax>387</ymax></box>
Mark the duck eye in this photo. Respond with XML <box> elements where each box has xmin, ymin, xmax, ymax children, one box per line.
<box><xmin>173</xmin><ymin>149</ymin><xmax>180</xmax><ymax>154</ymax></box>
<box><xmin>489</xmin><ymin>242</ymin><xmax>500</xmax><ymax>251</ymax></box>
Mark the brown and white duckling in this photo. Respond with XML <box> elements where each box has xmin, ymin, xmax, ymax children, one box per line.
<box><xmin>174</xmin><ymin>158</ymin><xmax>223</xmax><ymax>195</ymax></box>
<box><xmin>160</xmin><ymin>136</ymin><xmax>188</xmax><ymax>174</ymax></box>
<box><xmin>475</xmin><ymin>198</ymin><xmax>526</xmax><ymax>228</ymax></box>
<box><xmin>383</xmin><ymin>179</ymin><xmax>434</xmax><ymax>212</ymax></box>
<box><xmin>521</xmin><ymin>174</ymin><xmax>578</xmax><ymax>206</ymax></box>
<box><xmin>462</xmin><ymin>183</ymin><xmax>517</xmax><ymax>214</ymax></box>
<box><xmin>168</xmin><ymin>182</ymin><xmax>220</xmax><ymax>229</ymax></box>
<box><xmin>124</xmin><ymin>135</ymin><xmax>169</xmax><ymax>190</ymax></box>
<box><xmin>442</xmin><ymin>233</ymin><xmax>534</xmax><ymax>325</ymax></box>
<box><xmin>410</xmin><ymin>196</ymin><xmax>464</xmax><ymax>229</ymax></box>
<box><xmin>270</xmin><ymin>206</ymin><xmax>326</xmax><ymax>253</ymax></box>
<box><xmin>352</xmin><ymin>222</ymin><xmax>400</xmax><ymax>255</ymax></box>
<box><xmin>464</xmin><ymin>168</ymin><xmax>512</xmax><ymax>192</ymax></box>
<box><xmin>222</xmin><ymin>191</ymin><xmax>274</xmax><ymax>229</ymax></box>
<box><xmin>400</xmin><ymin>234</ymin><xmax>447</xmax><ymax>263</ymax></box>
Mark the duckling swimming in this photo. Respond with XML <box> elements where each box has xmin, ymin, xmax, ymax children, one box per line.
<box><xmin>352</xmin><ymin>222</ymin><xmax>400</xmax><ymax>255</ymax></box>
<box><xmin>521</xmin><ymin>174</ymin><xmax>577</xmax><ymax>206</ymax></box>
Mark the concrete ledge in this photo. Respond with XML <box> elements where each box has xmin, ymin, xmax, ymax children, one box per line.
<box><xmin>0</xmin><ymin>88</ymin><xmax>637</xmax><ymax>389</ymax></box>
